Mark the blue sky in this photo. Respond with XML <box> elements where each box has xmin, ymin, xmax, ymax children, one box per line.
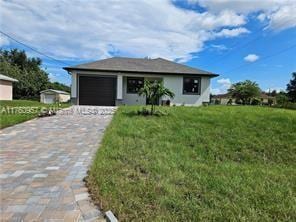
<box><xmin>1</xmin><ymin>0</ymin><xmax>295</xmax><ymax>94</ymax></box>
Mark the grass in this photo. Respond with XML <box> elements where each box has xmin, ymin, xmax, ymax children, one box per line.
<box><xmin>0</xmin><ymin>100</ymin><xmax>70</xmax><ymax>129</ymax></box>
<box><xmin>87</xmin><ymin>106</ymin><xmax>296</xmax><ymax>221</ymax></box>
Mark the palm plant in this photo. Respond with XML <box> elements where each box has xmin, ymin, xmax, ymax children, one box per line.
<box><xmin>138</xmin><ymin>80</ymin><xmax>174</xmax><ymax>115</ymax></box>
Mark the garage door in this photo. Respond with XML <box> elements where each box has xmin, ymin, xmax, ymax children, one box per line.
<box><xmin>44</xmin><ymin>94</ymin><xmax>56</xmax><ymax>104</ymax></box>
<box><xmin>79</xmin><ymin>76</ymin><xmax>116</xmax><ymax>106</ymax></box>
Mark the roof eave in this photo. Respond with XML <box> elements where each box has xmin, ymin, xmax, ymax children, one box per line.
<box><xmin>63</xmin><ymin>67</ymin><xmax>219</xmax><ymax>77</ymax></box>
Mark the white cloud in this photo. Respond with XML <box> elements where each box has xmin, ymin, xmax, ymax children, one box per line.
<box><xmin>0</xmin><ymin>0</ymin><xmax>250</xmax><ymax>62</ymax></box>
<box><xmin>190</xmin><ymin>0</ymin><xmax>296</xmax><ymax>31</ymax></box>
<box><xmin>244</xmin><ymin>54</ymin><xmax>259</xmax><ymax>62</ymax></box>
<box><xmin>267</xmin><ymin>4</ymin><xmax>296</xmax><ymax>30</ymax></box>
<box><xmin>210</xmin><ymin>44</ymin><xmax>228</xmax><ymax>51</ymax></box>
<box><xmin>215</xmin><ymin>27</ymin><xmax>250</xmax><ymax>38</ymax></box>
<box><xmin>0</xmin><ymin>35</ymin><xmax>10</xmax><ymax>47</ymax></box>
<box><xmin>211</xmin><ymin>78</ymin><xmax>232</xmax><ymax>94</ymax></box>
<box><xmin>264</xmin><ymin>87</ymin><xmax>285</xmax><ymax>93</ymax></box>
<box><xmin>257</xmin><ymin>13</ymin><xmax>267</xmax><ymax>22</ymax></box>
<box><xmin>48</xmin><ymin>73</ymin><xmax>57</xmax><ymax>82</ymax></box>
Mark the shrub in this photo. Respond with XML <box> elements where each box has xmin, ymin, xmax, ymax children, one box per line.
<box><xmin>235</xmin><ymin>98</ymin><xmax>242</xmax><ymax>104</ymax></box>
<box><xmin>275</xmin><ymin>102</ymin><xmax>296</xmax><ymax>110</ymax></box>
<box><xmin>276</xmin><ymin>93</ymin><xmax>289</xmax><ymax>105</ymax></box>
<box><xmin>251</xmin><ymin>98</ymin><xmax>261</xmax><ymax>105</ymax></box>
<box><xmin>268</xmin><ymin>98</ymin><xmax>274</xmax><ymax>106</ymax></box>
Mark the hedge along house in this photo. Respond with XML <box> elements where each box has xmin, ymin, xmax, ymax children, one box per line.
<box><xmin>40</xmin><ymin>89</ymin><xmax>70</xmax><ymax>104</ymax></box>
<box><xmin>64</xmin><ymin>57</ymin><xmax>218</xmax><ymax>106</ymax></box>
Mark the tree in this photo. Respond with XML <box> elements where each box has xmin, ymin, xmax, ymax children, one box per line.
<box><xmin>276</xmin><ymin>92</ymin><xmax>289</xmax><ymax>105</ymax></box>
<box><xmin>228</xmin><ymin>80</ymin><xmax>261</xmax><ymax>105</ymax></box>
<box><xmin>287</xmin><ymin>72</ymin><xmax>296</xmax><ymax>102</ymax></box>
<box><xmin>48</xmin><ymin>81</ymin><xmax>70</xmax><ymax>92</ymax></box>
<box><xmin>0</xmin><ymin>49</ymin><xmax>69</xmax><ymax>99</ymax></box>
<box><xmin>138</xmin><ymin>80</ymin><xmax>174</xmax><ymax>115</ymax></box>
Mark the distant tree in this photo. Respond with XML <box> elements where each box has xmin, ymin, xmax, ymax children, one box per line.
<box><xmin>286</xmin><ymin>72</ymin><xmax>296</xmax><ymax>102</ymax></box>
<box><xmin>0</xmin><ymin>49</ymin><xmax>69</xmax><ymax>99</ymax></box>
<box><xmin>267</xmin><ymin>89</ymin><xmax>277</xmax><ymax>97</ymax></box>
<box><xmin>48</xmin><ymin>81</ymin><xmax>70</xmax><ymax>92</ymax></box>
<box><xmin>138</xmin><ymin>80</ymin><xmax>174</xmax><ymax>115</ymax></box>
<box><xmin>209</xmin><ymin>93</ymin><xmax>213</xmax><ymax>103</ymax></box>
<box><xmin>228</xmin><ymin>80</ymin><xmax>261</xmax><ymax>105</ymax></box>
<box><xmin>0</xmin><ymin>49</ymin><xmax>49</xmax><ymax>99</ymax></box>
<box><xmin>276</xmin><ymin>92</ymin><xmax>289</xmax><ymax>105</ymax></box>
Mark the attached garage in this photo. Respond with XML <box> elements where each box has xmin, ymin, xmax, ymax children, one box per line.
<box><xmin>79</xmin><ymin>76</ymin><xmax>116</xmax><ymax>106</ymax></box>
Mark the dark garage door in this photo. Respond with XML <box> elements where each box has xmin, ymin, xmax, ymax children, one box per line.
<box><xmin>79</xmin><ymin>76</ymin><xmax>116</xmax><ymax>106</ymax></box>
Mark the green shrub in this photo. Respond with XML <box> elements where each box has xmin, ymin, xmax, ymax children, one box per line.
<box><xmin>251</xmin><ymin>98</ymin><xmax>261</xmax><ymax>105</ymax></box>
<box><xmin>276</xmin><ymin>93</ymin><xmax>289</xmax><ymax>105</ymax></box>
<box><xmin>275</xmin><ymin>102</ymin><xmax>296</xmax><ymax>110</ymax></box>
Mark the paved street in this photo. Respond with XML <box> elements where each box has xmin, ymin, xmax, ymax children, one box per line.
<box><xmin>0</xmin><ymin>107</ymin><xmax>115</xmax><ymax>221</ymax></box>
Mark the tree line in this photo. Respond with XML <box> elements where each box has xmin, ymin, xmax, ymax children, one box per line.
<box><xmin>222</xmin><ymin>73</ymin><xmax>296</xmax><ymax>107</ymax></box>
<box><xmin>0</xmin><ymin>49</ymin><xmax>70</xmax><ymax>100</ymax></box>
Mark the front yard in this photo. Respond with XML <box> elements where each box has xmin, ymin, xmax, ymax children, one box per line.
<box><xmin>0</xmin><ymin>100</ymin><xmax>70</xmax><ymax>129</ymax></box>
<box><xmin>88</xmin><ymin>106</ymin><xmax>296</xmax><ymax>221</ymax></box>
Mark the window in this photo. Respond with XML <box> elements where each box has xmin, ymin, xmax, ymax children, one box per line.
<box><xmin>183</xmin><ymin>77</ymin><xmax>201</xmax><ymax>94</ymax></box>
<box><xmin>127</xmin><ymin>77</ymin><xmax>144</xmax><ymax>93</ymax></box>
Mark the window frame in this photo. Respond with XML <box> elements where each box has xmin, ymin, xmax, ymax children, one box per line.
<box><xmin>126</xmin><ymin>77</ymin><xmax>144</xmax><ymax>94</ymax></box>
<box><xmin>182</xmin><ymin>76</ymin><xmax>201</xmax><ymax>95</ymax></box>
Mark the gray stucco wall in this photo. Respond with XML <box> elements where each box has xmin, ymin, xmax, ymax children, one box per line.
<box><xmin>121</xmin><ymin>75</ymin><xmax>210</xmax><ymax>106</ymax></box>
<box><xmin>71</xmin><ymin>71</ymin><xmax>212</xmax><ymax>106</ymax></box>
<box><xmin>163</xmin><ymin>76</ymin><xmax>210</xmax><ymax>106</ymax></box>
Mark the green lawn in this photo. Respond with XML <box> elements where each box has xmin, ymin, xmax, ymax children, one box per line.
<box><xmin>0</xmin><ymin>100</ymin><xmax>70</xmax><ymax>129</ymax></box>
<box><xmin>87</xmin><ymin>106</ymin><xmax>296</xmax><ymax>221</ymax></box>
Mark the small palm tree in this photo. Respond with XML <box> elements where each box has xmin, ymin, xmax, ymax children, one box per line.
<box><xmin>138</xmin><ymin>80</ymin><xmax>174</xmax><ymax>115</ymax></box>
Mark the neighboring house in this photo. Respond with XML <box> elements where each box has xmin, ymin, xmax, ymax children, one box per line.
<box><xmin>212</xmin><ymin>92</ymin><xmax>233</xmax><ymax>105</ymax></box>
<box><xmin>212</xmin><ymin>92</ymin><xmax>276</xmax><ymax>105</ymax></box>
<box><xmin>40</xmin><ymin>89</ymin><xmax>70</xmax><ymax>104</ymax></box>
<box><xmin>64</xmin><ymin>57</ymin><xmax>218</xmax><ymax>106</ymax></box>
<box><xmin>259</xmin><ymin>93</ymin><xmax>276</xmax><ymax>104</ymax></box>
<box><xmin>0</xmin><ymin>74</ymin><xmax>18</xmax><ymax>100</ymax></box>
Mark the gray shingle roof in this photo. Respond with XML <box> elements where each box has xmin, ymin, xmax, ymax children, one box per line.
<box><xmin>40</xmin><ymin>89</ymin><xmax>70</xmax><ymax>95</ymax></box>
<box><xmin>0</xmin><ymin>74</ymin><xmax>18</xmax><ymax>82</ymax></box>
<box><xmin>64</xmin><ymin>57</ymin><xmax>218</xmax><ymax>77</ymax></box>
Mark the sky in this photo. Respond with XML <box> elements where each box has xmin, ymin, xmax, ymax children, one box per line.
<box><xmin>1</xmin><ymin>0</ymin><xmax>296</xmax><ymax>94</ymax></box>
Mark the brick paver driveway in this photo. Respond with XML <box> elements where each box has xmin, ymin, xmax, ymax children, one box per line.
<box><xmin>0</xmin><ymin>106</ymin><xmax>116</xmax><ymax>221</ymax></box>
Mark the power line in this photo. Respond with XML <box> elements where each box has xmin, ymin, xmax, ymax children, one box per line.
<box><xmin>209</xmin><ymin>17</ymin><xmax>295</xmax><ymax>66</ymax></box>
<box><xmin>0</xmin><ymin>30</ymin><xmax>71</xmax><ymax>66</ymax></box>
<box><xmin>224</xmin><ymin>42</ymin><xmax>296</xmax><ymax>74</ymax></box>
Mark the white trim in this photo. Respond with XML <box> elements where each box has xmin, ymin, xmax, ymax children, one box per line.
<box><xmin>117</xmin><ymin>74</ymin><xmax>123</xmax><ymax>100</ymax></box>
<box><xmin>71</xmin><ymin>72</ymin><xmax>77</xmax><ymax>97</ymax></box>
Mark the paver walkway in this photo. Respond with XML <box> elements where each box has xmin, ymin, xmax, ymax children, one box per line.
<box><xmin>0</xmin><ymin>106</ymin><xmax>116</xmax><ymax>221</ymax></box>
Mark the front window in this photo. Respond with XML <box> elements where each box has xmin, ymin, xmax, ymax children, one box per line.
<box><xmin>183</xmin><ymin>77</ymin><xmax>200</xmax><ymax>94</ymax></box>
<box><xmin>127</xmin><ymin>77</ymin><xmax>144</xmax><ymax>93</ymax></box>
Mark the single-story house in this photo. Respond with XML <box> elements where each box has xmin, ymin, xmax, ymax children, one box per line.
<box><xmin>211</xmin><ymin>92</ymin><xmax>233</xmax><ymax>105</ymax></box>
<box><xmin>40</xmin><ymin>89</ymin><xmax>70</xmax><ymax>104</ymax></box>
<box><xmin>0</xmin><ymin>74</ymin><xmax>18</xmax><ymax>100</ymax></box>
<box><xmin>212</xmin><ymin>92</ymin><xmax>276</xmax><ymax>105</ymax></box>
<box><xmin>64</xmin><ymin>57</ymin><xmax>218</xmax><ymax>106</ymax></box>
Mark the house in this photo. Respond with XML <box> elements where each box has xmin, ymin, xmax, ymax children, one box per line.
<box><xmin>259</xmin><ymin>92</ymin><xmax>276</xmax><ymax>104</ymax></box>
<box><xmin>64</xmin><ymin>57</ymin><xmax>218</xmax><ymax>106</ymax></box>
<box><xmin>212</xmin><ymin>92</ymin><xmax>276</xmax><ymax>105</ymax></box>
<box><xmin>211</xmin><ymin>92</ymin><xmax>233</xmax><ymax>105</ymax></box>
<box><xmin>0</xmin><ymin>74</ymin><xmax>18</xmax><ymax>100</ymax></box>
<box><xmin>40</xmin><ymin>89</ymin><xmax>70</xmax><ymax>104</ymax></box>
